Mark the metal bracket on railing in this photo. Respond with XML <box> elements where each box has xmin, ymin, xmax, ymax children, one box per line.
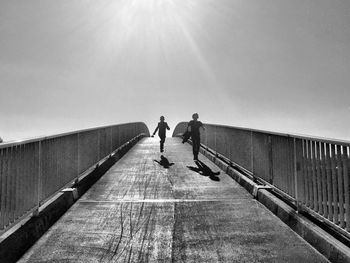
<box><xmin>295</xmin><ymin>201</ymin><xmax>303</xmax><ymax>214</ymax></box>
<box><xmin>32</xmin><ymin>207</ymin><xmax>40</xmax><ymax>217</ymax></box>
<box><xmin>62</xmin><ymin>188</ymin><xmax>78</xmax><ymax>200</ymax></box>
<box><xmin>253</xmin><ymin>185</ymin><xmax>272</xmax><ymax>198</ymax></box>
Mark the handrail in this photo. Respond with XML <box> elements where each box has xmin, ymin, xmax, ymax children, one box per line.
<box><xmin>173</xmin><ymin>121</ymin><xmax>350</xmax><ymax>237</ymax></box>
<box><xmin>0</xmin><ymin>122</ymin><xmax>147</xmax><ymax>149</ymax></box>
<box><xmin>173</xmin><ymin>122</ymin><xmax>350</xmax><ymax>147</ymax></box>
<box><xmin>0</xmin><ymin>122</ymin><xmax>150</xmax><ymax>232</ymax></box>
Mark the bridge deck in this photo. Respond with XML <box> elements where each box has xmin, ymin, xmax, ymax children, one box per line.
<box><xmin>18</xmin><ymin>138</ymin><xmax>329</xmax><ymax>262</ymax></box>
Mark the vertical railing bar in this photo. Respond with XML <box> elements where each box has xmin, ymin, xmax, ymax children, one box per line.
<box><xmin>331</xmin><ymin>144</ymin><xmax>338</xmax><ymax>225</ymax></box>
<box><xmin>307</xmin><ymin>140</ymin><xmax>313</xmax><ymax>208</ymax></box>
<box><xmin>97</xmin><ymin>130</ymin><xmax>101</xmax><ymax>163</ymax></box>
<box><xmin>311</xmin><ymin>141</ymin><xmax>318</xmax><ymax>212</ymax></box>
<box><xmin>285</xmin><ymin>138</ymin><xmax>289</xmax><ymax>194</ymax></box>
<box><xmin>316</xmin><ymin>142</ymin><xmax>323</xmax><ymax>215</ymax></box>
<box><xmin>52</xmin><ymin>139</ymin><xmax>56</xmax><ymax>200</ymax></box>
<box><xmin>205</xmin><ymin>125</ymin><xmax>208</xmax><ymax>150</ymax></box>
<box><xmin>301</xmin><ymin>140</ymin><xmax>306</xmax><ymax>205</ymax></box>
<box><xmin>6</xmin><ymin>147</ymin><xmax>12</xmax><ymax>227</ymax></box>
<box><xmin>9</xmin><ymin>146</ymin><xmax>14</xmax><ymax>224</ymax></box>
<box><xmin>251</xmin><ymin>131</ymin><xmax>254</xmax><ymax>177</ymax></box>
<box><xmin>5</xmin><ymin>147</ymin><xmax>11</xmax><ymax>227</ymax></box>
<box><xmin>45</xmin><ymin>140</ymin><xmax>49</xmax><ymax>200</ymax></box>
<box><xmin>3</xmin><ymin>148</ymin><xmax>9</xmax><ymax>228</ymax></box>
<box><xmin>215</xmin><ymin>126</ymin><xmax>217</xmax><ymax>156</ymax></box>
<box><xmin>7</xmin><ymin>147</ymin><xmax>12</xmax><ymax>225</ymax></box>
<box><xmin>37</xmin><ymin>141</ymin><xmax>42</xmax><ymax>212</ymax></box>
<box><xmin>302</xmin><ymin>140</ymin><xmax>309</xmax><ymax>206</ymax></box>
<box><xmin>300</xmin><ymin>140</ymin><xmax>306</xmax><ymax>205</ymax></box>
<box><xmin>0</xmin><ymin>148</ymin><xmax>5</xmax><ymax>229</ymax></box>
<box><xmin>321</xmin><ymin>143</ymin><xmax>328</xmax><ymax>217</ymax></box>
<box><xmin>32</xmin><ymin>143</ymin><xmax>37</xmax><ymax>209</ymax></box>
<box><xmin>25</xmin><ymin>143</ymin><xmax>30</xmax><ymax>212</ymax></box>
<box><xmin>293</xmin><ymin>138</ymin><xmax>299</xmax><ymax>211</ymax></box>
<box><xmin>268</xmin><ymin>136</ymin><xmax>273</xmax><ymax>185</ymax></box>
<box><xmin>19</xmin><ymin>145</ymin><xmax>24</xmax><ymax>218</ymax></box>
<box><xmin>337</xmin><ymin>145</ymin><xmax>345</xmax><ymax>228</ymax></box>
<box><xmin>118</xmin><ymin>126</ymin><xmax>121</xmax><ymax>150</ymax></box>
<box><xmin>77</xmin><ymin>133</ymin><xmax>81</xmax><ymax>176</ymax></box>
<box><xmin>110</xmin><ymin>127</ymin><xmax>113</xmax><ymax>153</ymax></box>
<box><xmin>290</xmin><ymin>138</ymin><xmax>295</xmax><ymax>197</ymax></box>
<box><xmin>9</xmin><ymin>147</ymin><xmax>13</xmax><ymax>224</ymax></box>
<box><xmin>326</xmin><ymin>143</ymin><xmax>333</xmax><ymax>220</ymax></box>
<box><xmin>74</xmin><ymin>133</ymin><xmax>79</xmax><ymax>183</ymax></box>
<box><xmin>4</xmin><ymin>147</ymin><xmax>8</xmax><ymax>225</ymax></box>
<box><xmin>285</xmin><ymin>138</ymin><xmax>289</xmax><ymax>195</ymax></box>
<box><xmin>343</xmin><ymin>146</ymin><xmax>350</xmax><ymax>231</ymax></box>
<box><xmin>14</xmin><ymin>145</ymin><xmax>19</xmax><ymax>221</ymax></box>
<box><xmin>13</xmin><ymin>146</ymin><xmax>18</xmax><ymax>222</ymax></box>
<box><xmin>228</xmin><ymin>128</ymin><xmax>231</xmax><ymax>159</ymax></box>
<box><xmin>134</xmin><ymin>123</ymin><xmax>136</xmax><ymax>140</ymax></box>
<box><xmin>57</xmin><ymin>138</ymin><xmax>61</xmax><ymax>191</ymax></box>
<box><xmin>54</xmin><ymin>139</ymin><xmax>58</xmax><ymax>195</ymax></box>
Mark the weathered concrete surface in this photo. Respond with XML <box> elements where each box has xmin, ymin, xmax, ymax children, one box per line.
<box><xmin>18</xmin><ymin>138</ymin><xmax>329</xmax><ymax>262</ymax></box>
<box><xmin>198</xmin><ymin>143</ymin><xmax>350</xmax><ymax>263</ymax></box>
<box><xmin>0</xmin><ymin>135</ymin><xmax>143</xmax><ymax>263</ymax></box>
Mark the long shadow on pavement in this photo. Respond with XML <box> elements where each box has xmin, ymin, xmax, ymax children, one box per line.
<box><xmin>154</xmin><ymin>155</ymin><xmax>174</xmax><ymax>169</ymax></box>
<box><xmin>187</xmin><ymin>160</ymin><xmax>220</xmax><ymax>181</ymax></box>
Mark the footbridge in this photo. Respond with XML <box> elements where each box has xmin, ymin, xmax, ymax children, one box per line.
<box><xmin>0</xmin><ymin>122</ymin><xmax>350</xmax><ymax>262</ymax></box>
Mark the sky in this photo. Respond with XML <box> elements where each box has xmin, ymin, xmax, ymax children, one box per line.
<box><xmin>1</xmin><ymin>0</ymin><xmax>350</xmax><ymax>141</ymax></box>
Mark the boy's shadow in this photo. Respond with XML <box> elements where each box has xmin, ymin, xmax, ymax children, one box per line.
<box><xmin>187</xmin><ymin>160</ymin><xmax>220</xmax><ymax>181</ymax></box>
<box><xmin>154</xmin><ymin>155</ymin><xmax>174</xmax><ymax>169</ymax></box>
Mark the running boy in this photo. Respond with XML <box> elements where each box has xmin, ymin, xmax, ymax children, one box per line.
<box><xmin>152</xmin><ymin>116</ymin><xmax>170</xmax><ymax>152</ymax></box>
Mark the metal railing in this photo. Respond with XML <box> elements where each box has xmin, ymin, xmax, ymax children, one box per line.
<box><xmin>173</xmin><ymin>122</ymin><xmax>350</xmax><ymax>236</ymax></box>
<box><xmin>0</xmin><ymin>122</ymin><xmax>149</xmax><ymax>232</ymax></box>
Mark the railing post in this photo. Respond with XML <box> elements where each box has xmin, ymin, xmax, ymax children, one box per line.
<box><xmin>97</xmin><ymin>130</ymin><xmax>101</xmax><ymax>162</ymax></box>
<box><xmin>205</xmin><ymin>125</ymin><xmax>208</xmax><ymax>149</ymax></box>
<box><xmin>215</xmin><ymin>126</ymin><xmax>218</xmax><ymax>156</ymax></box>
<box><xmin>251</xmin><ymin>131</ymin><xmax>255</xmax><ymax>181</ymax></box>
<box><xmin>337</xmin><ymin>145</ymin><xmax>345</xmax><ymax>228</ymax></box>
<box><xmin>268</xmin><ymin>135</ymin><xmax>273</xmax><ymax>184</ymax></box>
<box><xmin>34</xmin><ymin>141</ymin><xmax>42</xmax><ymax>216</ymax></box>
<box><xmin>110</xmin><ymin>127</ymin><xmax>113</xmax><ymax>154</ymax></box>
<box><xmin>343</xmin><ymin>147</ymin><xmax>350</xmax><ymax>232</ymax></box>
<box><xmin>77</xmin><ymin>133</ymin><xmax>80</xmax><ymax>180</ymax></box>
<box><xmin>293</xmin><ymin>138</ymin><xmax>300</xmax><ymax>212</ymax></box>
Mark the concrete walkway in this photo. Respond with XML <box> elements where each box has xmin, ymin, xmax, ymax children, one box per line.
<box><xmin>18</xmin><ymin>138</ymin><xmax>329</xmax><ymax>262</ymax></box>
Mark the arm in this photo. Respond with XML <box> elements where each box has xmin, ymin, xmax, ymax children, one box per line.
<box><xmin>166</xmin><ymin>123</ymin><xmax>170</xmax><ymax>130</ymax></box>
<box><xmin>152</xmin><ymin>125</ymin><xmax>159</xmax><ymax>137</ymax></box>
<box><xmin>187</xmin><ymin>121</ymin><xmax>192</xmax><ymax>132</ymax></box>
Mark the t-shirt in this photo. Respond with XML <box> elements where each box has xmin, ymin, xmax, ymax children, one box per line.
<box><xmin>155</xmin><ymin>122</ymin><xmax>170</xmax><ymax>138</ymax></box>
<box><xmin>188</xmin><ymin>120</ymin><xmax>203</xmax><ymax>138</ymax></box>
